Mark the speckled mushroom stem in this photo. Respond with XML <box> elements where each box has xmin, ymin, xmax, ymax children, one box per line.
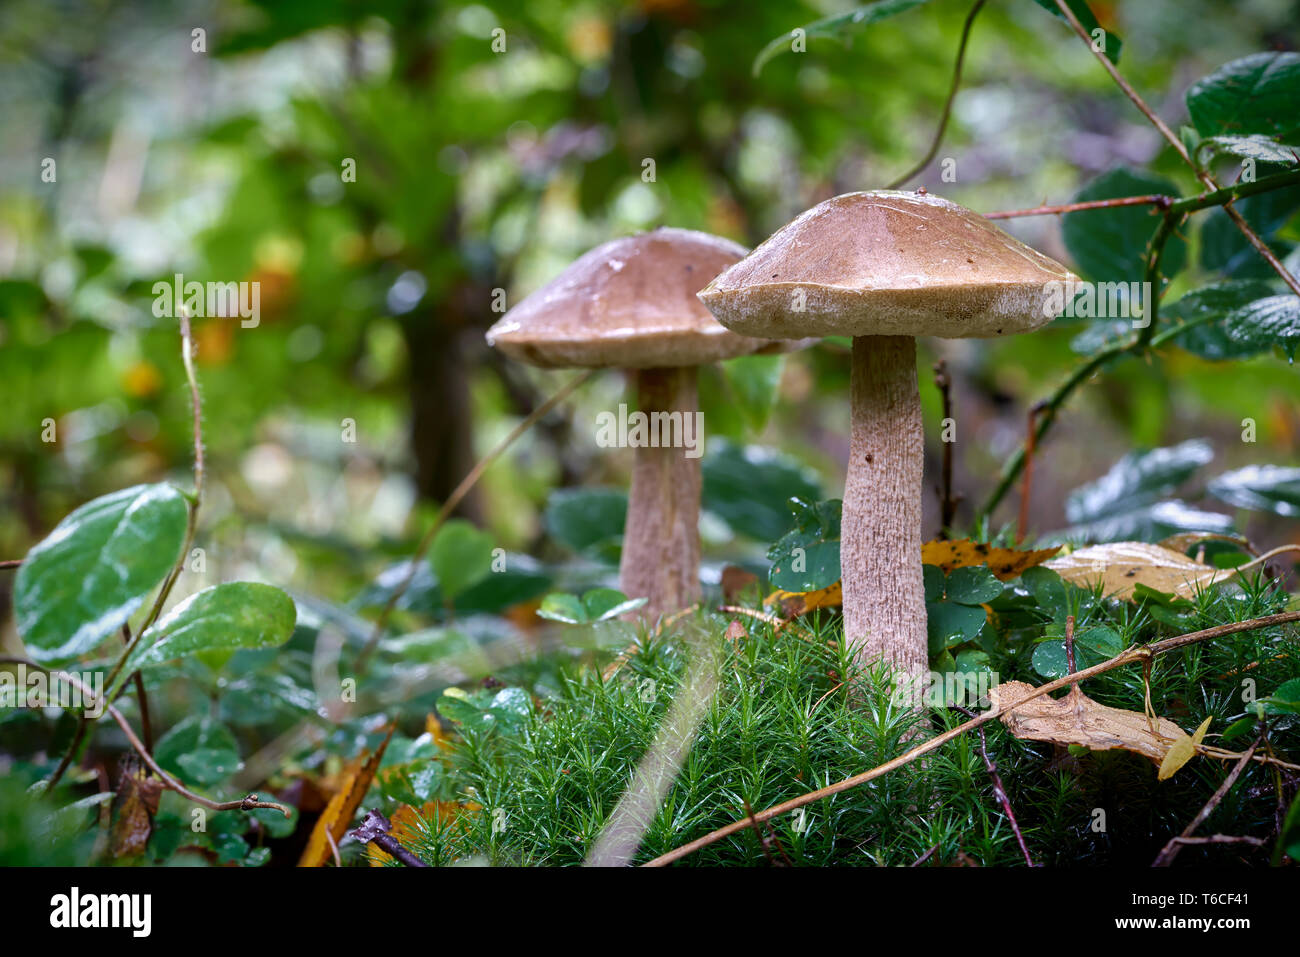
<box><xmin>842</xmin><ymin>335</ymin><xmax>928</xmax><ymax>695</ymax></box>
<box><xmin>619</xmin><ymin>366</ymin><xmax>702</xmax><ymax>620</ymax></box>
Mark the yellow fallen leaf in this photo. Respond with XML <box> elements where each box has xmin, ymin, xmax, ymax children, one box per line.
<box><xmin>1157</xmin><ymin>715</ymin><xmax>1213</xmax><ymax>781</ymax></box>
<box><xmin>765</xmin><ymin>581</ymin><xmax>842</xmax><ymax>616</ymax></box>
<box><xmin>298</xmin><ymin>725</ymin><xmax>395</xmax><ymax>867</ymax></box>
<box><xmin>992</xmin><ymin>681</ymin><xmax>1187</xmax><ymax>767</ymax></box>
<box><xmin>921</xmin><ymin>539</ymin><xmax>1061</xmax><ymax>580</ymax></box>
<box><xmin>1045</xmin><ymin>542</ymin><xmax>1230</xmax><ymax>600</ymax></box>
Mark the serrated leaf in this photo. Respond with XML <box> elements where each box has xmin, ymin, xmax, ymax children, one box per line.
<box><xmin>1200</xmin><ymin>187</ymin><xmax>1300</xmax><ymax>279</ymax></box>
<box><xmin>1218</xmin><ymin>295</ymin><xmax>1300</xmax><ymax>360</ymax></box>
<box><xmin>1196</xmin><ymin>134</ymin><xmax>1300</xmax><ymax>167</ymax></box>
<box><xmin>1165</xmin><ymin>280</ymin><xmax>1278</xmax><ymax>360</ymax></box>
<box><xmin>1187</xmin><ymin>52</ymin><xmax>1300</xmax><ymax>141</ymax></box>
<box><xmin>1208</xmin><ymin>464</ymin><xmax>1300</xmax><ymax>516</ymax></box>
<box><xmin>752</xmin><ymin>0</ymin><xmax>930</xmax><ymax>76</ymax></box>
<box><xmin>15</xmin><ymin>484</ymin><xmax>188</xmax><ymax>663</ymax></box>
<box><xmin>1066</xmin><ymin>441</ymin><xmax>1213</xmax><ymax>525</ymax></box>
<box><xmin>1062</xmin><ymin>168</ymin><xmax>1185</xmax><ymax>283</ymax></box>
<box><xmin>1053</xmin><ymin>500</ymin><xmax>1234</xmax><ymax>543</ymax></box>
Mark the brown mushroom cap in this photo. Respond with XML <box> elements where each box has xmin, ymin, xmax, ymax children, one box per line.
<box><xmin>698</xmin><ymin>190</ymin><xmax>1079</xmax><ymax>339</ymax></box>
<box><xmin>486</xmin><ymin>227</ymin><xmax>781</xmax><ymax>369</ymax></box>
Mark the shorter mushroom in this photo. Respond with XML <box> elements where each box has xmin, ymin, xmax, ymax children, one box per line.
<box><xmin>699</xmin><ymin>190</ymin><xmax>1078</xmax><ymax>689</ymax></box>
<box><xmin>487</xmin><ymin>227</ymin><xmax>792</xmax><ymax>620</ymax></box>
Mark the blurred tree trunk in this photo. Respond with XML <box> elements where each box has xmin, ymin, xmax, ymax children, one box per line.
<box><xmin>403</xmin><ymin>291</ymin><xmax>481</xmax><ymax>522</ymax></box>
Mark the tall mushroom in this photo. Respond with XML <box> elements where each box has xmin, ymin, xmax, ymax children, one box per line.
<box><xmin>487</xmin><ymin>227</ymin><xmax>791</xmax><ymax>620</ymax></box>
<box><xmin>698</xmin><ymin>190</ymin><xmax>1077</xmax><ymax>689</ymax></box>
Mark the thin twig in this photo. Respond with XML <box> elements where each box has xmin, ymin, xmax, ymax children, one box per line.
<box><xmin>0</xmin><ymin>559</ymin><xmax>21</xmax><ymax>569</ymax></box>
<box><xmin>3</xmin><ymin>657</ymin><xmax>290</xmax><ymax>817</ymax></box>
<box><xmin>985</xmin><ymin>194</ymin><xmax>1172</xmax><ymax>219</ymax></box>
<box><xmin>644</xmin><ymin>610</ymin><xmax>1300</xmax><ymax>866</ymax></box>
<box><xmin>884</xmin><ymin>0</ymin><xmax>987</xmax><ymax>189</ymax></box>
<box><xmin>1154</xmin><ymin>735</ymin><xmax>1261</xmax><ymax>866</ymax></box>
<box><xmin>104</xmin><ymin>310</ymin><xmax>206</xmax><ymax>701</ymax></box>
<box><xmin>976</xmin><ymin>720</ymin><xmax>1035</xmax><ymax>866</ymax></box>
<box><xmin>1050</xmin><ymin>0</ymin><xmax>1300</xmax><ymax>296</ymax></box>
<box><xmin>354</xmin><ymin>369</ymin><xmax>593</xmax><ymax>673</ymax></box>
<box><xmin>911</xmin><ymin>843</ymin><xmax>940</xmax><ymax>866</ymax></box>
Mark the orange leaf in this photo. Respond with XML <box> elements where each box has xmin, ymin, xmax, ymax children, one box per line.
<box><xmin>298</xmin><ymin>725</ymin><xmax>396</xmax><ymax>867</ymax></box>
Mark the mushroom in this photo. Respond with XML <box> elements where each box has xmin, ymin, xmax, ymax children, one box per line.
<box><xmin>486</xmin><ymin>227</ymin><xmax>793</xmax><ymax>620</ymax></box>
<box><xmin>698</xmin><ymin>190</ymin><xmax>1077</xmax><ymax>690</ymax></box>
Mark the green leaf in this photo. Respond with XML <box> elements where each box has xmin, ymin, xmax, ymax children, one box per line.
<box><xmin>154</xmin><ymin>716</ymin><xmax>241</xmax><ymax>786</ymax></box>
<box><xmin>1062</xmin><ymin>168</ymin><xmax>1185</xmax><ymax>283</ymax></box>
<box><xmin>1031</xmin><ymin>0</ymin><xmax>1121</xmax><ymax>64</ymax></box>
<box><xmin>1208</xmin><ymin>465</ymin><xmax>1300</xmax><ymax>517</ymax></box>
<box><xmin>1261</xmin><ymin>677</ymin><xmax>1300</xmax><ymax>716</ymax></box>
<box><xmin>1216</xmin><ymin>294</ymin><xmax>1300</xmax><ymax>360</ymax></box>
<box><xmin>429</xmin><ymin>519</ymin><xmax>495</xmax><ymax>603</ymax></box>
<box><xmin>767</xmin><ymin>498</ymin><xmax>842</xmax><ymax>592</ymax></box>
<box><xmin>922</xmin><ymin>564</ymin><xmax>946</xmax><ymax>602</ymax></box>
<box><xmin>1054</xmin><ymin>500</ymin><xmax>1234</xmax><ymax>543</ymax></box>
<box><xmin>752</xmin><ymin>0</ymin><xmax>931</xmax><ymax>76</ymax></box>
<box><xmin>1165</xmin><ymin>280</ymin><xmax>1278</xmax><ymax>360</ymax></box>
<box><xmin>945</xmin><ymin>565</ymin><xmax>1003</xmax><ymax>605</ymax></box>
<box><xmin>719</xmin><ymin>353</ymin><xmax>784</xmax><ymax>433</ymax></box>
<box><xmin>1065</xmin><ymin>441</ymin><xmax>1213</xmax><ymax>524</ymax></box>
<box><xmin>537</xmin><ymin>592</ymin><xmax>587</xmax><ymax>624</ymax></box>
<box><xmin>15</xmin><ymin>484</ymin><xmax>188</xmax><ymax>663</ymax></box>
<box><xmin>581</xmin><ymin>588</ymin><xmax>646</xmax><ymax>622</ymax></box>
<box><xmin>1075</xmin><ymin>625</ymin><xmax>1123</xmax><ymax>663</ymax></box>
<box><xmin>1199</xmin><ymin>184</ymin><xmax>1300</xmax><ymax>278</ymax></box>
<box><xmin>544</xmin><ymin>487</ymin><xmax>627</xmax><ymax>558</ymax></box>
<box><xmin>926</xmin><ymin>600</ymin><xmax>986</xmax><ymax>654</ymax></box>
<box><xmin>122</xmin><ymin>583</ymin><xmax>297</xmax><ymax>686</ymax></box>
<box><xmin>703</xmin><ymin>440</ymin><xmax>822</xmax><ymax>542</ymax></box>
<box><xmin>1196</xmin><ymin>134</ymin><xmax>1300</xmax><ymax>168</ymax></box>
<box><xmin>1187</xmin><ymin>52</ymin><xmax>1300</xmax><ymax>141</ymax></box>
<box><xmin>1020</xmin><ymin>566</ymin><xmax>1068</xmax><ymax>617</ymax></box>
<box><xmin>1031</xmin><ymin>639</ymin><xmax>1070</xmax><ymax>679</ymax></box>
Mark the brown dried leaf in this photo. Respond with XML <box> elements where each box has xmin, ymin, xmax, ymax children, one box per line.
<box><xmin>921</xmin><ymin>539</ymin><xmax>1061</xmax><ymax>580</ymax></box>
<box><xmin>991</xmin><ymin>681</ymin><xmax>1187</xmax><ymax>767</ymax></box>
<box><xmin>721</xmin><ymin>565</ymin><xmax>760</xmax><ymax>603</ymax></box>
<box><xmin>298</xmin><ymin>724</ymin><xmax>396</xmax><ymax>867</ymax></box>
<box><xmin>109</xmin><ymin>755</ymin><xmax>162</xmax><ymax>859</ymax></box>
<box><xmin>1045</xmin><ymin>542</ymin><xmax>1231</xmax><ymax>600</ymax></box>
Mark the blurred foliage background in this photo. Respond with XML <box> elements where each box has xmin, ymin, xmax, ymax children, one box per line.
<box><xmin>1</xmin><ymin>0</ymin><xmax>1298</xmax><ymax>639</ymax></box>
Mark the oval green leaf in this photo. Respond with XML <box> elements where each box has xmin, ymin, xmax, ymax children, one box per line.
<box><xmin>15</xmin><ymin>484</ymin><xmax>188</xmax><ymax>663</ymax></box>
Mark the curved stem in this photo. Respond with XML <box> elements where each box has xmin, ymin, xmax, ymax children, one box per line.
<box><xmin>885</xmin><ymin>0</ymin><xmax>987</xmax><ymax>189</ymax></box>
